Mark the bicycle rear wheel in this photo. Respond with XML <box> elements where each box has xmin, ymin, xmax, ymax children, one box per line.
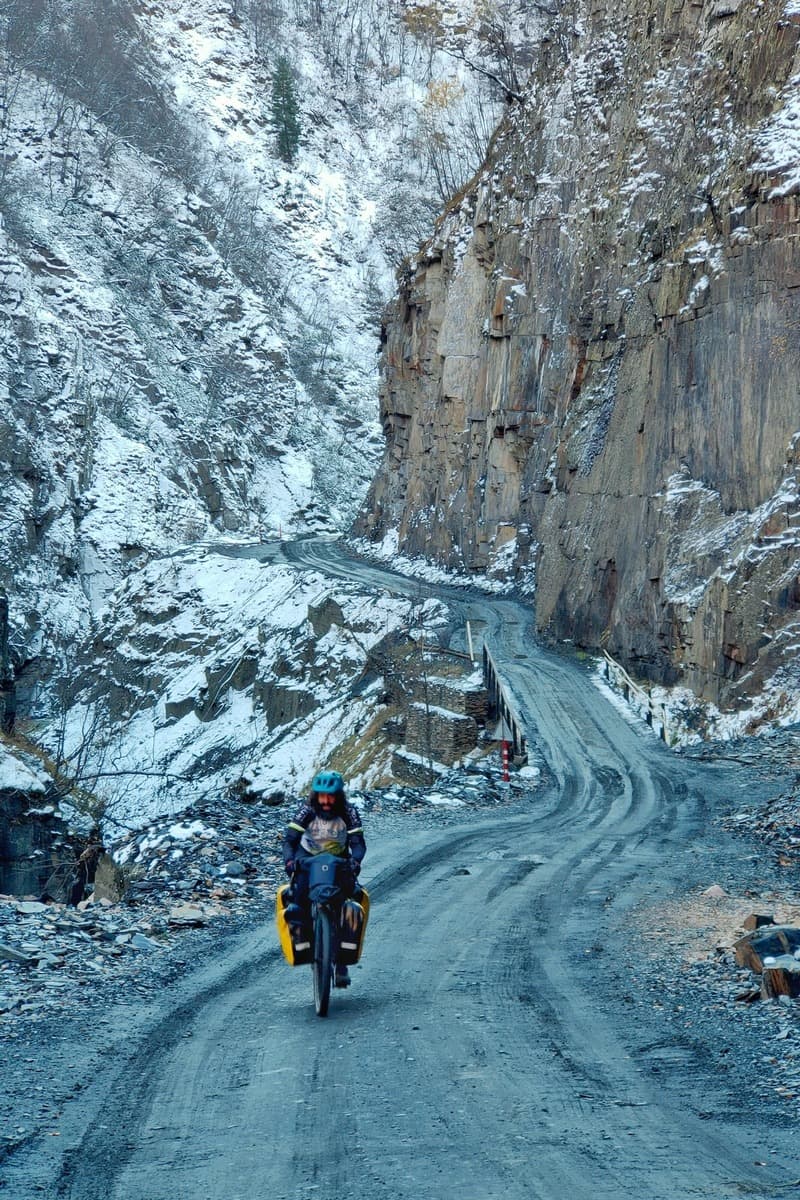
<box><xmin>312</xmin><ymin>907</ymin><xmax>332</xmax><ymax>1017</ymax></box>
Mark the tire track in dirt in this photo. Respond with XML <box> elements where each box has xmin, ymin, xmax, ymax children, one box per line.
<box><xmin>53</xmin><ymin>539</ymin><xmax>799</xmax><ymax>1199</ymax></box>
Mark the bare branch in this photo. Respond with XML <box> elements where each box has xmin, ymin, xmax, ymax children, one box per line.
<box><xmin>438</xmin><ymin>41</ymin><xmax>524</xmax><ymax>104</ymax></box>
<box><xmin>69</xmin><ymin>768</ymin><xmax>194</xmax><ymax>783</ymax></box>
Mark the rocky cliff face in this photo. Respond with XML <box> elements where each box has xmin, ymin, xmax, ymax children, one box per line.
<box><xmin>356</xmin><ymin>0</ymin><xmax>800</xmax><ymax>710</ymax></box>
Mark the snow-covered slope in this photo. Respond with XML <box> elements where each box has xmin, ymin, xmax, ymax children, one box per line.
<box><xmin>44</xmin><ymin>546</ymin><xmax>448</xmax><ymax>832</ymax></box>
<box><xmin>0</xmin><ymin>0</ymin><xmax>513</xmax><ymax>826</ymax></box>
<box><xmin>0</xmin><ymin>0</ymin><xmax>504</xmax><ymax>701</ymax></box>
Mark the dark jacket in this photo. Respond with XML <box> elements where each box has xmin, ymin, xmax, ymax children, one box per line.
<box><xmin>282</xmin><ymin>798</ymin><xmax>365</xmax><ymax>868</ymax></box>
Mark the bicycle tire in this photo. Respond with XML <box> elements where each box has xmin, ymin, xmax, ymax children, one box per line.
<box><xmin>313</xmin><ymin>906</ymin><xmax>332</xmax><ymax>1017</ymax></box>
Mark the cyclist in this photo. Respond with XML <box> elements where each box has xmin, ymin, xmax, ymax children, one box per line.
<box><xmin>282</xmin><ymin>770</ymin><xmax>365</xmax><ymax>986</ymax></box>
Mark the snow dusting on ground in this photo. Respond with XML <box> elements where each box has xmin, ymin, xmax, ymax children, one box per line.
<box><xmin>348</xmin><ymin>530</ymin><xmax>515</xmax><ymax>594</ymax></box>
<box><xmin>0</xmin><ymin>0</ymin><xmax>503</xmax><ymax>707</ymax></box>
<box><xmin>593</xmin><ymin>657</ymin><xmax>800</xmax><ymax>748</ymax></box>
<box><xmin>39</xmin><ymin>548</ymin><xmax>449</xmax><ymax>838</ymax></box>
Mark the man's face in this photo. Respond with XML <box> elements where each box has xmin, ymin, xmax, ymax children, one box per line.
<box><xmin>317</xmin><ymin>791</ymin><xmax>336</xmax><ymax>812</ymax></box>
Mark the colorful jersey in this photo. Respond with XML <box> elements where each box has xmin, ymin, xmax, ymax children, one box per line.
<box><xmin>284</xmin><ymin>802</ymin><xmax>365</xmax><ymax>862</ymax></box>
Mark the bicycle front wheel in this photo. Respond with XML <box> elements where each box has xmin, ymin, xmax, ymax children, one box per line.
<box><xmin>312</xmin><ymin>907</ymin><xmax>332</xmax><ymax>1017</ymax></box>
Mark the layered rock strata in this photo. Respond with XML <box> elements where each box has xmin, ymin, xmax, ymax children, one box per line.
<box><xmin>356</xmin><ymin>0</ymin><xmax>800</xmax><ymax>708</ymax></box>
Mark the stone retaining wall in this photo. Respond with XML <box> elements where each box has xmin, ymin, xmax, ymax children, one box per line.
<box><xmin>390</xmin><ymin>749</ymin><xmax>445</xmax><ymax>787</ymax></box>
<box><xmin>404</xmin><ymin>702</ymin><xmax>479</xmax><ymax>767</ymax></box>
<box><xmin>412</xmin><ymin>676</ymin><xmax>489</xmax><ymax>722</ymax></box>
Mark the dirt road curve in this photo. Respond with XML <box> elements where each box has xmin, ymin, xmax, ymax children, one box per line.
<box><xmin>52</xmin><ymin>541</ymin><xmax>798</xmax><ymax>1198</ymax></box>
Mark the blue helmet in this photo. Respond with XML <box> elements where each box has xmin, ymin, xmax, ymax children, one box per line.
<box><xmin>311</xmin><ymin>770</ymin><xmax>345</xmax><ymax>795</ymax></box>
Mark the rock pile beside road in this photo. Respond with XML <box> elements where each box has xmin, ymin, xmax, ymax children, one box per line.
<box><xmin>1</xmin><ymin>793</ymin><xmax>287</xmax><ymax>1030</ymax></box>
<box><xmin>0</xmin><ymin>756</ymin><xmax>526</xmax><ymax>1029</ymax></box>
<box><xmin>678</xmin><ymin>724</ymin><xmax>800</xmax><ymax>872</ymax></box>
<box><xmin>722</xmin><ymin>780</ymin><xmax>800</xmax><ymax>872</ymax></box>
<box><xmin>621</xmin><ymin>724</ymin><xmax>800</xmax><ymax>1109</ymax></box>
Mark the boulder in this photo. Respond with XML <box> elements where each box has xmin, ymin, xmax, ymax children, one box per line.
<box><xmin>734</xmin><ymin>926</ymin><xmax>800</xmax><ymax>973</ymax></box>
<box><xmin>742</xmin><ymin>913</ymin><xmax>776</xmax><ymax>931</ymax></box>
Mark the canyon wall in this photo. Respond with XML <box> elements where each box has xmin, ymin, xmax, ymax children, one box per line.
<box><xmin>356</xmin><ymin>0</ymin><xmax>800</xmax><ymax>708</ymax></box>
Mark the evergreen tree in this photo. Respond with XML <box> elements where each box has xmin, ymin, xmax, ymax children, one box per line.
<box><xmin>271</xmin><ymin>56</ymin><xmax>301</xmax><ymax>164</ymax></box>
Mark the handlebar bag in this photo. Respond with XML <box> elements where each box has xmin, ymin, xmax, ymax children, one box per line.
<box><xmin>307</xmin><ymin>853</ymin><xmax>350</xmax><ymax>903</ymax></box>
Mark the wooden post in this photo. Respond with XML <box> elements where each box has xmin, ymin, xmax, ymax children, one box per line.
<box><xmin>761</xmin><ymin>957</ymin><xmax>800</xmax><ymax>1000</ymax></box>
<box><xmin>502</xmin><ymin>739</ymin><xmax>510</xmax><ymax>782</ymax></box>
<box><xmin>466</xmin><ymin>621</ymin><xmax>475</xmax><ymax>663</ymax></box>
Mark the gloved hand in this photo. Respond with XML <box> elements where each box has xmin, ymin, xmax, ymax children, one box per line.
<box><xmin>349</xmin><ymin>858</ymin><xmax>361</xmax><ymax>876</ymax></box>
<box><xmin>285</xmin><ymin>859</ymin><xmax>295</xmax><ymax>876</ymax></box>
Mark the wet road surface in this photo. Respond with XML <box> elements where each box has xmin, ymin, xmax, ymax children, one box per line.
<box><xmin>53</xmin><ymin>539</ymin><xmax>799</xmax><ymax>1198</ymax></box>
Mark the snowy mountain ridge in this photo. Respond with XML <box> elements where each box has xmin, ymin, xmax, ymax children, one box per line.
<box><xmin>0</xmin><ymin>0</ymin><xmax>504</xmax><ymax>686</ymax></box>
<box><xmin>0</xmin><ymin>0</ymin><xmax>515</xmax><ymax>834</ymax></box>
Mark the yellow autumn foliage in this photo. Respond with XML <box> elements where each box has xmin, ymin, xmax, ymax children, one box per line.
<box><xmin>423</xmin><ymin>77</ymin><xmax>465</xmax><ymax>112</ymax></box>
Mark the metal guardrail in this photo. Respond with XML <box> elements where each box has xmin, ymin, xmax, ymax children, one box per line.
<box><xmin>601</xmin><ymin>651</ymin><xmax>671</xmax><ymax>745</ymax></box>
<box><xmin>482</xmin><ymin>644</ymin><xmax>527</xmax><ymax>761</ymax></box>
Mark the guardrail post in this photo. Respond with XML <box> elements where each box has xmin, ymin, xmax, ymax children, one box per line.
<box><xmin>603</xmin><ymin>648</ymin><xmax>672</xmax><ymax>748</ymax></box>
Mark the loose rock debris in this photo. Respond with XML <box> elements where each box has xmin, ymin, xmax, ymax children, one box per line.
<box><xmin>628</xmin><ymin>881</ymin><xmax>800</xmax><ymax>1110</ymax></box>
<box><xmin>610</xmin><ymin>718</ymin><xmax>800</xmax><ymax>1108</ymax></box>
<box><xmin>0</xmin><ymin>796</ymin><xmax>287</xmax><ymax>1025</ymax></box>
<box><xmin>0</xmin><ymin>759</ymin><xmax>524</xmax><ymax>1027</ymax></box>
<box><xmin>0</xmin><ymin>758</ymin><xmax>532</xmax><ymax>1161</ymax></box>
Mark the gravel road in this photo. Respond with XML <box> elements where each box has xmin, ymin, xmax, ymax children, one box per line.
<box><xmin>4</xmin><ymin>539</ymin><xmax>800</xmax><ymax>1198</ymax></box>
